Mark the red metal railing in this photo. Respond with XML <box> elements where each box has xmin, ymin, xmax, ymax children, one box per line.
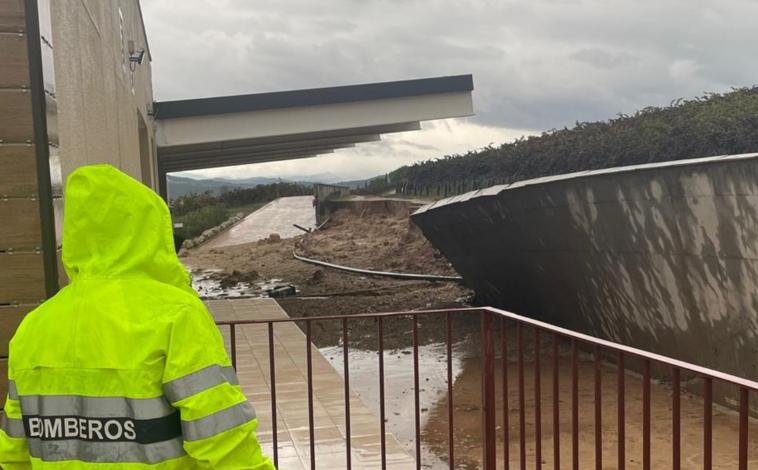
<box><xmin>216</xmin><ymin>306</ymin><xmax>758</xmax><ymax>469</ymax></box>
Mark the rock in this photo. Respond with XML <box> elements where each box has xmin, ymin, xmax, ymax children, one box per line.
<box><xmin>216</xmin><ymin>270</ymin><xmax>260</xmax><ymax>288</ymax></box>
<box><xmin>268</xmin><ymin>284</ymin><xmax>297</xmax><ymax>298</ymax></box>
<box><xmin>307</xmin><ymin>270</ymin><xmax>325</xmax><ymax>285</ymax></box>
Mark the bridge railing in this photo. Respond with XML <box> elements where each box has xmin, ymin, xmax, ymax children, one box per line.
<box><xmin>217</xmin><ymin>306</ymin><xmax>758</xmax><ymax>469</ymax></box>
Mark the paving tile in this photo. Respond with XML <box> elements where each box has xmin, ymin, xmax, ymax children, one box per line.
<box><xmin>206</xmin><ymin>298</ymin><xmax>415</xmax><ymax>469</ymax></box>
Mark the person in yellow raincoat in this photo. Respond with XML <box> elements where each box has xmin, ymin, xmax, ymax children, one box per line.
<box><xmin>0</xmin><ymin>164</ymin><xmax>275</xmax><ymax>469</ymax></box>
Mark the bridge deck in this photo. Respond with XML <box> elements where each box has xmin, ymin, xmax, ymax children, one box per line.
<box><xmin>206</xmin><ymin>298</ymin><xmax>414</xmax><ymax>469</ymax></box>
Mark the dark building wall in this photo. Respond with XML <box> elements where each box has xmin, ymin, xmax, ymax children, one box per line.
<box><xmin>412</xmin><ymin>153</ymin><xmax>758</xmax><ymax>381</ymax></box>
<box><xmin>0</xmin><ymin>0</ymin><xmax>60</xmax><ymax>402</ymax></box>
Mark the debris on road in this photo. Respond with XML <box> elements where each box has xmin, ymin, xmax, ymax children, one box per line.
<box><xmin>292</xmin><ymin>223</ymin><xmax>312</xmax><ymax>234</ymax></box>
<box><xmin>267</xmin><ymin>284</ymin><xmax>297</xmax><ymax>298</ymax></box>
<box><xmin>181</xmin><ymin>204</ymin><xmax>472</xmax><ymax>326</ymax></box>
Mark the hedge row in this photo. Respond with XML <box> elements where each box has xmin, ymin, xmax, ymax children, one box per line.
<box><xmin>390</xmin><ymin>87</ymin><xmax>758</xmax><ymax>191</ymax></box>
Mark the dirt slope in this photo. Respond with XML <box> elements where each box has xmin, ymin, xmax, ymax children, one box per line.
<box><xmin>181</xmin><ymin>208</ymin><xmax>473</xmax><ymax>348</ymax></box>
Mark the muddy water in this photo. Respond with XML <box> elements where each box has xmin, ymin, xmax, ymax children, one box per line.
<box><xmin>190</xmin><ymin>269</ymin><xmax>295</xmax><ymax>299</ymax></box>
<box><xmin>320</xmin><ymin>341</ymin><xmax>472</xmax><ymax>468</ymax></box>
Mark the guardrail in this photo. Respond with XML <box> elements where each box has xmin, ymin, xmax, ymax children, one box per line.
<box><xmin>216</xmin><ymin>306</ymin><xmax>758</xmax><ymax>469</ymax></box>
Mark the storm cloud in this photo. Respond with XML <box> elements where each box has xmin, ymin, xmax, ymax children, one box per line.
<box><xmin>141</xmin><ymin>0</ymin><xmax>758</xmax><ymax>180</ymax></box>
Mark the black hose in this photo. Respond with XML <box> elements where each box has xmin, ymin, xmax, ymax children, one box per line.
<box><xmin>292</xmin><ymin>251</ymin><xmax>463</xmax><ymax>282</ymax></box>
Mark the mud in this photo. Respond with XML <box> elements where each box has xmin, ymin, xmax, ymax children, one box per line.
<box><xmin>181</xmin><ymin>207</ymin><xmax>474</xmax><ymax>349</ymax></box>
<box><xmin>422</xmin><ymin>332</ymin><xmax>758</xmax><ymax>469</ymax></box>
<box><xmin>191</xmin><ymin>269</ymin><xmax>292</xmax><ymax>299</ymax></box>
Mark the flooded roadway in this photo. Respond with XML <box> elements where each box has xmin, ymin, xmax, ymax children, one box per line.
<box><xmin>202</xmin><ymin>196</ymin><xmax>316</xmax><ymax>249</ymax></box>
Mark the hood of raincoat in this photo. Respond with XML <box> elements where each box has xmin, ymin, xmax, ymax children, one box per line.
<box><xmin>62</xmin><ymin>164</ymin><xmax>193</xmax><ymax>291</ymax></box>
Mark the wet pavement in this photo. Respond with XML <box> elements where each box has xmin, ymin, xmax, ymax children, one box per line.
<box><xmin>320</xmin><ymin>342</ymin><xmax>472</xmax><ymax>468</ymax></box>
<box><xmin>202</xmin><ymin>196</ymin><xmax>316</xmax><ymax>249</ymax></box>
<box><xmin>207</xmin><ymin>298</ymin><xmax>416</xmax><ymax>469</ymax></box>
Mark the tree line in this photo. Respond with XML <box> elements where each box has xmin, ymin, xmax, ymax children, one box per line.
<box><xmin>170</xmin><ymin>182</ymin><xmax>312</xmax><ymax>217</ymax></box>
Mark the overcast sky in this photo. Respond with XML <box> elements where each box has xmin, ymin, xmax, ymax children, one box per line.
<box><xmin>141</xmin><ymin>0</ymin><xmax>758</xmax><ymax>181</ymax></box>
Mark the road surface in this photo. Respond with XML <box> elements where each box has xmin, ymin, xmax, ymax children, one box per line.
<box><xmin>202</xmin><ymin>196</ymin><xmax>315</xmax><ymax>249</ymax></box>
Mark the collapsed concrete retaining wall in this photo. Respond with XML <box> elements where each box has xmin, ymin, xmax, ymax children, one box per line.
<box><xmin>321</xmin><ymin>199</ymin><xmax>424</xmax><ymax>220</ymax></box>
<box><xmin>412</xmin><ymin>153</ymin><xmax>758</xmax><ymax>381</ymax></box>
<box><xmin>314</xmin><ymin>183</ymin><xmax>351</xmax><ymax>224</ymax></box>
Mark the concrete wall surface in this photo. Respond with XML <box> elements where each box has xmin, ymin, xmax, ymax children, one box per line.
<box><xmin>412</xmin><ymin>153</ymin><xmax>758</xmax><ymax>382</ymax></box>
<box><xmin>314</xmin><ymin>183</ymin><xmax>351</xmax><ymax>223</ymax></box>
<box><xmin>52</xmin><ymin>0</ymin><xmax>155</xmax><ymax>187</ymax></box>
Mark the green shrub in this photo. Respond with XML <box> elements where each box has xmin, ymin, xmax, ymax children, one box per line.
<box><xmin>174</xmin><ymin>204</ymin><xmax>228</xmax><ymax>240</ymax></box>
<box><xmin>170</xmin><ymin>191</ymin><xmax>218</xmax><ymax>217</ymax></box>
<box><xmin>170</xmin><ymin>183</ymin><xmax>312</xmax><ymax>215</ymax></box>
<box><xmin>218</xmin><ymin>182</ymin><xmax>312</xmax><ymax>206</ymax></box>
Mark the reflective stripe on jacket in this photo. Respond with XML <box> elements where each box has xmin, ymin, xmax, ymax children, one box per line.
<box><xmin>0</xmin><ymin>164</ymin><xmax>275</xmax><ymax>469</ymax></box>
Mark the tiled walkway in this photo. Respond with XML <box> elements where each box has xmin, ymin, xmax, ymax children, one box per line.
<box><xmin>206</xmin><ymin>298</ymin><xmax>415</xmax><ymax>469</ymax></box>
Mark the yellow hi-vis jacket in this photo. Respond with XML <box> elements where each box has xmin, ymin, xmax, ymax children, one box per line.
<box><xmin>0</xmin><ymin>164</ymin><xmax>275</xmax><ymax>469</ymax></box>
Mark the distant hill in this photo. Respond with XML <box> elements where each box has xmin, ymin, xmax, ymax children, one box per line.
<box><xmin>167</xmin><ymin>173</ymin><xmax>355</xmax><ymax>199</ymax></box>
<box><xmin>336</xmin><ymin>174</ymin><xmax>387</xmax><ymax>189</ymax></box>
<box><xmin>167</xmin><ymin>175</ymin><xmax>281</xmax><ymax>199</ymax></box>
<box><xmin>389</xmin><ymin>87</ymin><xmax>758</xmax><ymax>197</ymax></box>
<box><xmin>293</xmin><ymin>172</ymin><xmax>345</xmax><ymax>184</ymax></box>
<box><xmin>334</xmin><ymin>178</ymin><xmax>369</xmax><ymax>189</ymax></box>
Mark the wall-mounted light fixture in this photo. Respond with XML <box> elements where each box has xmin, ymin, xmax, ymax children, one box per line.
<box><xmin>127</xmin><ymin>39</ymin><xmax>145</xmax><ymax>71</ymax></box>
<box><xmin>129</xmin><ymin>49</ymin><xmax>145</xmax><ymax>64</ymax></box>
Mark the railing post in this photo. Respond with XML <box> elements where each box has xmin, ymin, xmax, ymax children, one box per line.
<box><xmin>703</xmin><ymin>377</ymin><xmax>713</xmax><ymax>470</ymax></box>
<box><xmin>448</xmin><ymin>313</ymin><xmax>456</xmax><ymax>470</ymax></box>
<box><xmin>739</xmin><ymin>387</ymin><xmax>749</xmax><ymax>470</ymax></box>
<box><xmin>481</xmin><ymin>310</ymin><xmax>497</xmax><ymax>469</ymax></box>
<box><xmin>306</xmin><ymin>320</ymin><xmax>315</xmax><ymax>469</ymax></box>
<box><xmin>268</xmin><ymin>323</ymin><xmax>278</xmax><ymax>468</ymax></box>
<box><xmin>230</xmin><ymin>324</ymin><xmax>237</xmax><ymax>371</ymax></box>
